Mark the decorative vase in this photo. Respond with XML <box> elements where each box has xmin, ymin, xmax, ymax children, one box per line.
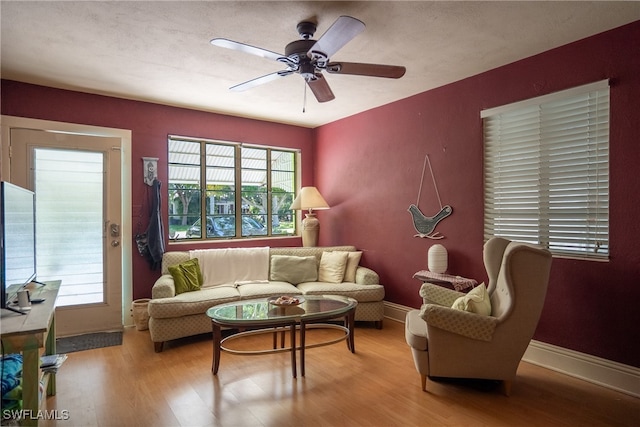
<box><xmin>301</xmin><ymin>213</ymin><xmax>320</xmax><ymax>247</ymax></box>
<box><xmin>428</xmin><ymin>244</ymin><xmax>448</xmax><ymax>274</ymax></box>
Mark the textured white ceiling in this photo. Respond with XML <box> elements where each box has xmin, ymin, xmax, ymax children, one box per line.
<box><xmin>2</xmin><ymin>1</ymin><xmax>639</xmax><ymax>128</ymax></box>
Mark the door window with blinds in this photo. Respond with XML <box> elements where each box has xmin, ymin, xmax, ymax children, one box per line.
<box><xmin>482</xmin><ymin>80</ymin><xmax>609</xmax><ymax>260</ymax></box>
<box><xmin>167</xmin><ymin>137</ymin><xmax>297</xmax><ymax>241</ymax></box>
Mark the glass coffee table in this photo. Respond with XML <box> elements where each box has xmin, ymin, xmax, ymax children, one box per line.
<box><xmin>206</xmin><ymin>295</ymin><xmax>357</xmax><ymax>378</ymax></box>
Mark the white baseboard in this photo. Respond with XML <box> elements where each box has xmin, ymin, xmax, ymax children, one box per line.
<box><xmin>384</xmin><ymin>301</ymin><xmax>640</xmax><ymax>397</ymax></box>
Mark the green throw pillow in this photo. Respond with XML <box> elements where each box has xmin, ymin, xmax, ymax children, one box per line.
<box><xmin>169</xmin><ymin>258</ymin><xmax>203</xmax><ymax>295</ymax></box>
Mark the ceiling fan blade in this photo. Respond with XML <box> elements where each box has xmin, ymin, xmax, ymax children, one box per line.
<box><xmin>230</xmin><ymin>70</ymin><xmax>294</xmax><ymax>92</ymax></box>
<box><xmin>307</xmin><ymin>74</ymin><xmax>335</xmax><ymax>103</ymax></box>
<box><xmin>211</xmin><ymin>38</ymin><xmax>285</xmax><ymax>62</ymax></box>
<box><xmin>307</xmin><ymin>16</ymin><xmax>365</xmax><ymax>60</ymax></box>
<box><xmin>325</xmin><ymin>62</ymin><xmax>406</xmax><ymax>79</ymax></box>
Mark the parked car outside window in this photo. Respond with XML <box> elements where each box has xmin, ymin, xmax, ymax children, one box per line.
<box><xmin>186</xmin><ymin>216</ymin><xmax>266</xmax><ymax>238</ymax></box>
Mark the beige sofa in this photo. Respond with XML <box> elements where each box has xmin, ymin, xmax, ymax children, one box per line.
<box><xmin>148</xmin><ymin>246</ymin><xmax>384</xmax><ymax>352</ymax></box>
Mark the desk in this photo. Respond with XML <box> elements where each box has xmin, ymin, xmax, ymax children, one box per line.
<box><xmin>413</xmin><ymin>271</ymin><xmax>477</xmax><ymax>292</ymax></box>
<box><xmin>1</xmin><ymin>281</ymin><xmax>60</xmax><ymax>426</ymax></box>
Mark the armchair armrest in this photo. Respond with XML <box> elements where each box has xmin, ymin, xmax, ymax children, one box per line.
<box><xmin>355</xmin><ymin>266</ymin><xmax>379</xmax><ymax>285</ymax></box>
<box><xmin>420</xmin><ymin>304</ymin><xmax>499</xmax><ymax>342</ymax></box>
<box><xmin>151</xmin><ymin>274</ymin><xmax>176</xmax><ymax>299</ymax></box>
<box><xmin>419</xmin><ymin>283</ymin><xmax>465</xmax><ymax>307</ymax></box>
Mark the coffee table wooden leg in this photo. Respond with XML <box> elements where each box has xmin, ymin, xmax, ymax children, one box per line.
<box><xmin>272</xmin><ymin>328</ymin><xmax>286</xmax><ymax>349</ymax></box>
<box><xmin>212</xmin><ymin>322</ymin><xmax>222</xmax><ymax>374</ymax></box>
<box><xmin>347</xmin><ymin>309</ymin><xmax>356</xmax><ymax>353</ymax></box>
<box><xmin>300</xmin><ymin>321</ymin><xmax>306</xmax><ymax>377</ymax></box>
<box><xmin>290</xmin><ymin>323</ymin><xmax>297</xmax><ymax>378</ymax></box>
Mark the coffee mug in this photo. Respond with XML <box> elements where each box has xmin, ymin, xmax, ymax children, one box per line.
<box><xmin>17</xmin><ymin>290</ymin><xmax>31</xmax><ymax>310</ymax></box>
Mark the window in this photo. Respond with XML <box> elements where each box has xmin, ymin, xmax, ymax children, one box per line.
<box><xmin>482</xmin><ymin>80</ymin><xmax>609</xmax><ymax>259</ymax></box>
<box><xmin>167</xmin><ymin>136</ymin><xmax>297</xmax><ymax>240</ymax></box>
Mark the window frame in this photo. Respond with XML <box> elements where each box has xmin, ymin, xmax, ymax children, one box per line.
<box><xmin>167</xmin><ymin>135</ymin><xmax>298</xmax><ymax>241</ymax></box>
<box><xmin>481</xmin><ymin>80</ymin><xmax>610</xmax><ymax>260</ymax></box>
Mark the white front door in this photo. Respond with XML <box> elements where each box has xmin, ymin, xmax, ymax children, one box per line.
<box><xmin>9</xmin><ymin>128</ymin><xmax>123</xmax><ymax>335</ymax></box>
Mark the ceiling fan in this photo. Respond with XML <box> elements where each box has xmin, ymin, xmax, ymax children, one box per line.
<box><xmin>210</xmin><ymin>16</ymin><xmax>406</xmax><ymax>103</ymax></box>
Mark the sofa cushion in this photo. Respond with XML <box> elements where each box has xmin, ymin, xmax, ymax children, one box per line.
<box><xmin>269</xmin><ymin>255</ymin><xmax>318</xmax><ymax>284</ymax></box>
<box><xmin>296</xmin><ymin>281</ymin><xmax>385</xmax><ymax>303</ymax></box>
<box><xmin>343</xmin><ymin>251</ymin><xmax>362</xmax><ymax>282</ymax></box>
<box><xmin>148</xmin><ymin>285</ymin><xmax>240</xmax><ymax>318</ymax></box>
<box><xmin>168</xmin><ymin>258</ymin><xmax>203</xmax><ymax>295</ymax></box>
<box><xmin>451</xmin><ymin>283</ymin><xmax>491</xmax><ymax>316</ymax></box>
<box><xmin>318</xmin><ymin>251</ymin><xmax>349</xmax><ymax>283</ymax></box>
<box><xmin>237</xmin><ymin>281</ymin><xmax>302</xmax><ymax>299</ymax></box>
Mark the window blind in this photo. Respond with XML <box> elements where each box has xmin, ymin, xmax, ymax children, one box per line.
<box><xmin>482</xmin><ymin>80</ymin><xmax>609</xmax><ymax>259</ymax></box>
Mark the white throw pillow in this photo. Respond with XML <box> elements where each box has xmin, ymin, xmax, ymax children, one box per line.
<box><xmin>343</xmin><ymin>251</ymin><xmax>362</xmax><ymax>283</ymax></box>
<box><xmin>318</xmin><ymin>251</ymin><xmax>349</xmax><ymax>283</ymax></box>
<box><xmin>451</xmin><ymin>283</ymin><xmax>491</xmax><ymax>316</ymax></box>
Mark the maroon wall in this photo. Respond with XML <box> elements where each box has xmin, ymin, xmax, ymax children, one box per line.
<box><xmin>314</xmin><ymin>21</ymin><xmax>640</xmax><ymax>367</ymax></box>
<box><xmin>2</xmin><ymin>21</ymin><xmax>639</xmax><ymax>367</ymax></box>
<box><xmin>0</xmin><ymin>82</ymin><xmax>314</xmax><ymax>298</ymax></box>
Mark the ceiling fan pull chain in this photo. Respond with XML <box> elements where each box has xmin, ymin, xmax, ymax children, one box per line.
<box><xmin>302</xmin><ymin>79</ymin><xmax>307</xmax><ymax>113</ymax></box>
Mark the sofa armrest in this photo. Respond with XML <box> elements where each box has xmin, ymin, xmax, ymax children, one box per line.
<box><xmin>420</xmin><ymin>304</ymin><xmax>498</xmax><ymax>342</ymax></box>
<box><xmin>419</xmin><ymin>283</ymin><xmax>465</xmax><ymax>307</ymax></box>
<box><xmin>151</xmin><ymin>274</ymin><xmax>176</xmax><ymax>299</ymax></box>
<box><xmin>355</xmin><ymin>266</ymin><xmax>379</xmax><ymax>285</ymax></box>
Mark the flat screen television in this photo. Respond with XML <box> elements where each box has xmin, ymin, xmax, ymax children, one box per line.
<box><xmin>0</xmin><ymin>181</ymin><xmax>37</xmax><ymax>314</ymax></box>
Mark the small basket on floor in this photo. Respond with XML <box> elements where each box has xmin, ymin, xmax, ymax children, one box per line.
<box><xmin>132</xmin><ymin>299</ymin><xmax>151</xmax><ymax>331</ymax></box>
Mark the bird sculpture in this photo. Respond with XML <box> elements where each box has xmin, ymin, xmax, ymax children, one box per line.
<box><xmin>408</xmin><ymin>204</ymin><xmax>453</xmax><ymax>239</ymax></box>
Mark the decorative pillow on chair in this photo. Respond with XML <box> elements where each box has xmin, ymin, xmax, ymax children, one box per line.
<box><xmin>451</xmin><ymin>283</ymin><xmax>491</xmax><ymax>316</ymax></box>
<box><xmin>318</xmin><ymin>251</ymin><xmax>349</xmax><ymax>283</ymax></box>
<box><xmin>343</xmin><ymin>251</ymin><xmax>362</xmax><ymax>282</ymax></box>
<box><xmin>270</xmin><ymin>255</ymin><xmax>318</xmax><ymax>285</ymax></box>
<box><xmin>168</xmin><ymin>258</ymin><xmax>203</xmax><ymax>295</ymax></box>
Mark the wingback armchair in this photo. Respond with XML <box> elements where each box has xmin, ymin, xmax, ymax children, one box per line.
<box><xmin>405</xmin><ymin>237</ymin><xmax>552</xmax><ymax>395</ymax></box>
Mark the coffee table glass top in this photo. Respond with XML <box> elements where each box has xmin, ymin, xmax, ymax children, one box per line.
<box><xmin>207</xmin><ymin>295</ymin><xmax>357</xmax><ymax>325</ymax></box>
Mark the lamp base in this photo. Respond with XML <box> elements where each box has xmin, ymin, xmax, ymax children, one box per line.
<box><xmin>301</xmin><ymin>213</ymin><xmax>320</xmax><ymax>247</ymax></box>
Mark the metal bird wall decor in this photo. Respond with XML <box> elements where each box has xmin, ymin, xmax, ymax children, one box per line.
<box><xmin>408</xmin><ymin>154</ymin><xmax>453</xmax><ymax>239</ymax></box>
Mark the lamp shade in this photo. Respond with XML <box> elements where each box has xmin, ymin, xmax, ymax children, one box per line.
<box><xmin>290</xmin><ymin>187</ymin><xmax>330</xmax><ymax>212</ymax></box>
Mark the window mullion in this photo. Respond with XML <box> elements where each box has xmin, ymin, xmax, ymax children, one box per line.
<box><xmin>200</xmin><ymin>141</ymin><xmax>207</xmax><ymax>236</ymax></box>
<box><xmin>234</xmin><ymin>145</ymin><xmax>242</xmax><ymax>237</ymax></box>
<box><xmin>266</xmin><ymin>149</ymin><xmax>272</xmax><ymax>237</ymax></box>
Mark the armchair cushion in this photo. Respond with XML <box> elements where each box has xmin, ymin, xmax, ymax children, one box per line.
<box><xmin>168</xmin><ymin>258</ymin><xmax>203</xmax><ymax>295</ymax></box>
<box><xmin>420</xmin><ymin>304</ymin><xmax>499</xmax><ymax>342</ymax></box>
<box><xmin>451</xmin><ymin>283</ymin><xmax>491</xmax><ymax>316</ymax></box>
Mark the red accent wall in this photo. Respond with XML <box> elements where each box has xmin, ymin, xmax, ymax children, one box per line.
<box><xmin>2</xmin><ymin>21</ymin><xmax>639</xmax><ymax>367</ymax></box>
<box><xmin>0</xmin><ymin>82</ymin><xmax>313</xmax><ymax>299</ymax></box>
<box><xmin>314</xmin><ymin>21</ymin><xmax>640</xmax><ymax>367</ymax></box>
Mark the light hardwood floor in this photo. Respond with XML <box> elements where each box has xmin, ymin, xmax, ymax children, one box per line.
<box><xmin>40</xmin><ymin>319</ymin><xmax>638</xmax><ymax>426</ymax></box>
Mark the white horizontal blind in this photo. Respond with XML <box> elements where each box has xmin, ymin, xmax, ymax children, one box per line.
<box><xmin>483</xmin><ymin>81</ymin><xmax>609</xmax><ymax>259</ymax></box>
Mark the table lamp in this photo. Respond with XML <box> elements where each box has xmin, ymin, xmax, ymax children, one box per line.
<box><xmin>290</xmin><ymin>186</ymin><xmax>330</xmax><ymax>247</ymax></box>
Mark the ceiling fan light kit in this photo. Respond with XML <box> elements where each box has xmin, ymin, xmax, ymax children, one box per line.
<box><xmin>210</xmin><ymin>15</ymin><xmax>406</xmax><ymax>104</ymax></box>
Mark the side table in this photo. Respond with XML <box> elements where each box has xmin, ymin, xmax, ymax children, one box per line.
<box><xmin>413</xmin><ymin>271</ymin><xmax>477</xmax><ymax>292</ymax></box>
